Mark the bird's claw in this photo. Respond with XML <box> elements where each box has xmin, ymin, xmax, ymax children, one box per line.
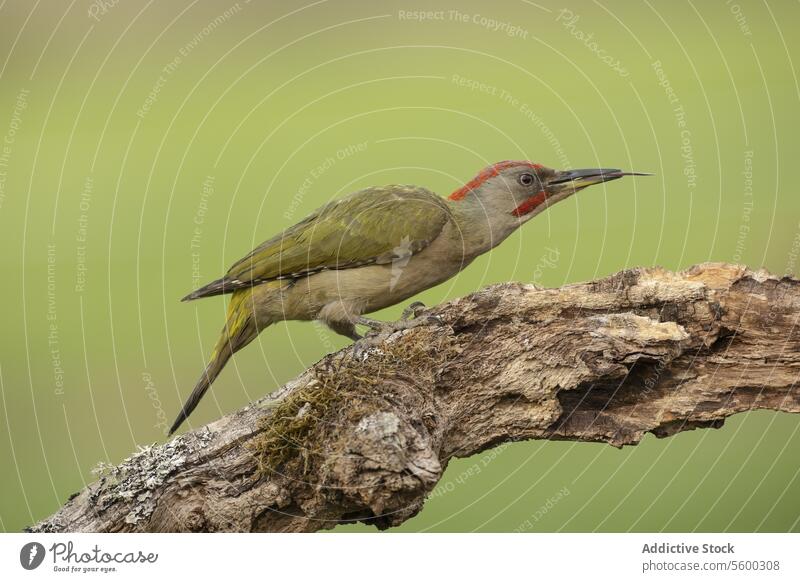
<box><xmin>356</xmin><ymin>309</ymin><xmax>444</xmax><ymax>338</ymax></box>
<box><xmin>401</xmin><ymin>301</ymin><xmax>427</xmax><ymax>321</ymax></box>
<box><xmin>352</xmin><ymin>307</ymin><xmax>445</xmax><ymax>359</ymax></box>
<box><xmin>422</xmin><ymin>314</ymin><xmax>444</xmax><ymax>326</ymax></box>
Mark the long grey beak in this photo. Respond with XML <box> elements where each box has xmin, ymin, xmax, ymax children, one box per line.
<box><xmin>550</xmin><ymin>168</ymin><xmax>652</xmax><ymax>187</ymax></box>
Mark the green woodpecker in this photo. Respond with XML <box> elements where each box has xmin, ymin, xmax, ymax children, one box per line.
<box><xmin>170</xmin><ymin>161</ymin><xmax>648</xmax><ymax>434</ymax></box>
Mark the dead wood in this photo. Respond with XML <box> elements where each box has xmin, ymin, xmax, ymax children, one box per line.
<box><xmin>28</xmin><ymin>263</ymin><xmax>800</xmax><ymax>532</ymax></box>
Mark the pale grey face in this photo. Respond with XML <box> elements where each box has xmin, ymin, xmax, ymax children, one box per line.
<box><xmin>470</xmin><ymin>164</ymin><xmax>644</xmax><ymax>222</ymax></box>
<box><xmin>448</xmin><ymin>161</ymin><xmax>649</xmax><ymax>255</ymax></box>
<box><xmin>469</xmin><ymin>165</ymin><xmax>558</xmax><ymax>221</ymax></box>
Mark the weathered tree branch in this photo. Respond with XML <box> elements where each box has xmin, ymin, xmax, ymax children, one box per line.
<box><xmin>29</xmin><ymin>263</ymin><xmax>800</xmax><ymax>532</ymax></box>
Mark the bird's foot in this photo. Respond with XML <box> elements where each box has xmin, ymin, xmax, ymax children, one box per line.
<box><xmin>356</xmin><ymin>310</ymin><xmax>442</xmax><ymax>336</ymax></box>
<box><xmin>401</xmin><ymin>300</ymin><xmax>427</xmax><ymax>321</ymax></box>
<box><xmin>400</xmin><ymin>301</ymin><xmax>444</xmax><ymax>329</ymax></box>
<box><xmin>351</xmin><ymin>304</ymin><xmax>444</xmax><ymax>359</ymax></box>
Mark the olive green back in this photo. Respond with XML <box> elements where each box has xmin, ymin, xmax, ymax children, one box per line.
<box><xmin>226</xmin><ymin>186</ymin><xmax>452</xmax><ymax>285</ymax></box>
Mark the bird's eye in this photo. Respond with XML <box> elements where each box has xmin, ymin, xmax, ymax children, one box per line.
<box><xmin>518</xmin><ymin>173</ymin><xmax>534</xmax><ymax>186</ymax></box>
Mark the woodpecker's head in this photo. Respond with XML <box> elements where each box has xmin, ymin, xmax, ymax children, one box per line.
<box><xmin>448</xmin><ymin>160</ymin><xmax>649</xmax><ymax>223</ymax></box>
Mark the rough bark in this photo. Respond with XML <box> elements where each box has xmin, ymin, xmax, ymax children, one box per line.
<box><xmin>28</xmin><ymin>263</ymin><xmax>800</xmax><ymax>533</ymax></box>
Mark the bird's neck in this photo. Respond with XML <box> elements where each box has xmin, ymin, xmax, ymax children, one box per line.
<box><xmin>446</xmin><ymin>197</ymin><xmax>523</xmax><ymax>259</ymax></box>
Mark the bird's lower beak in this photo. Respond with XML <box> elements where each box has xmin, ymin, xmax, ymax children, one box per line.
<box><xmin>549</xmin><ymin>168</ymin><xmax>652</xmax><ymax>189</ymax></box>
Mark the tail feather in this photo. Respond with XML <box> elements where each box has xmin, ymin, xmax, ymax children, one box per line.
<box><xmin>170</xmin><ymin>290</ymin><xmax>260</xmax><ymax>435</ymax></box>
<box><xmin>182</xmin><ymin>277</ymin><xmax>237</xmax><ymax>302</ymax></box>
<box><xmin>168</xmin><ymin>344</ymin><xmax>233</xmax><ymax>435</ymax></box>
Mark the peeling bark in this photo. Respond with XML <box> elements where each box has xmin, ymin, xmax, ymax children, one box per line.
<box><xmin>28</xmin><ymin>263</ymin><xmax>800</xmax><ymax>532</ymax></box>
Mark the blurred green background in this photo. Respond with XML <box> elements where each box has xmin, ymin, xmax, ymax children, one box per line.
<box><xmin>1</xmin><ymin>0</ymin><xmax>798</xmax><ymax>533</ymax></box>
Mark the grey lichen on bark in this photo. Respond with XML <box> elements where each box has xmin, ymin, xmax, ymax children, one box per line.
<box><xmin>28</xmin><ymin>263</ymin><xmax>800</xmax><ymax>532</ymax></box>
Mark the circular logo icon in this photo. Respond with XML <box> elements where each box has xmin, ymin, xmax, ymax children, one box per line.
<box><xmin>20</xmin><ymin>542</ymin><xmax>46</xmax><ymax>570</ymax></box>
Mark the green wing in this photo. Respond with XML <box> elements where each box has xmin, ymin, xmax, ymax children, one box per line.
<box><xmin>184</xmin><ymin>186</ymin><xmax>451</xmax><ymax>300</ymax></box>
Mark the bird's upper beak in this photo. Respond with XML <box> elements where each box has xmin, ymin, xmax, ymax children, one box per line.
<box><xmin>548</xmin><ymin>168</ymin><xmax>652</xmax><ymax>190</ymax></box>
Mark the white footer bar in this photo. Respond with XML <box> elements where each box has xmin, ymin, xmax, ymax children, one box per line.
<box><xmin>1</xmin><ymin>533</ymin><xmax>797</xmax><ymax>581</ymax></box>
